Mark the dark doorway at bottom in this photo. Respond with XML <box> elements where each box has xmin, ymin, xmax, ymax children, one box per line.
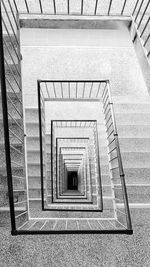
<box><xmin>67</xmin><ymin>171</ymin><xmax>78</xmax><ymax>190</ymax></box>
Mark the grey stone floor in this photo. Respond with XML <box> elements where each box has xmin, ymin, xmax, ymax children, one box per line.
<box><xmin>0</xmin><ymin>209</ymin><xmax>150</xmax><ymax>267</ymax></box>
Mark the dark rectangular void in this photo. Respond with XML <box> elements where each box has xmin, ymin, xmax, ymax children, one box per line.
<box><xmin>67</xmin><ymin>171</ymin><xmax>78</xmax><ymax>190</ymax></box>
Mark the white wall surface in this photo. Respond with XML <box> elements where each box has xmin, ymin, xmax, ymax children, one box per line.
<box><xmin>20</xmin><ymin>26</ymin><xmax>149</xmax><ymax>123</ymax></box>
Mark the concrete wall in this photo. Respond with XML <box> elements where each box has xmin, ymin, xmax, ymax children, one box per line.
<box><xmin>20</xmin><ymin>25</ymin><xmax>149</xmax><ymax>113</ymax></box>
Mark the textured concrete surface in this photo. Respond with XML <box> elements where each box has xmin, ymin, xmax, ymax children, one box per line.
<box><xmin>21</xmin><ymin>27</ymin><xmax>148</xmax><ymax>109</ymax></box>
<box><xmin>0</xmin><ymin>209</ymin><xmax>150</xmax><ymax>267</ymax></box>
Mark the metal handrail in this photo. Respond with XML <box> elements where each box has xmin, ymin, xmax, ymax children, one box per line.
<box><xmin>38</xmin><ymin>84</ymin><xmax>45</xmax><ymax>210</ymax></box>
<box><xmin>95</xmin><ymin>122</ymin><xmax>103</xmax><ymax>210</ymax></box>
<box><xmin>7</xmin><ymin>0</ymin><xmax>138</xmax><ymax>16</ymax></box>
<box><xmin>132</xmin><ymin>0</ymin><xmax>150</xmax><ymax>59</ymax></box>
<box><xmin>39</xmin><ymin>80</ymin><xmax>108</xmax><ymax>101</ymax></box>
<box><xmin>38</xmin><ymin>110</ymin><xmax>103</xmax><ymax>209</ymax></box>
<box><xmin>0</xmin><ymin>0</ymin><xmax>28</xmax><ymax>235</ymax></box>
<box><xmin>102</xmin><ymin>81</ymin><xmax>132</xmax><ymax>231</ymax></box>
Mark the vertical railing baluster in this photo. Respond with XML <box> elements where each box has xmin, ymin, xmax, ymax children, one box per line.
<box><xmin>76</xmin><ymin>82</ymin><xmax>78</xmax><ymax>98</ymax></box>
<box><xmin>132</xmin><ymin>0</ymin><xmax>140</xmax><ymax>16</ymax></box>
<box><xmin>67</xmin><ymin>0</ymin><xmax>69</xmax><ymax>14</ymax></box>
<box><xmin>89</xmin><ymin>82</ymin><xmax>93</xmax><ymax>98</ymax></box>
<box><xmin>108</xmin><ymin>0</ymin><xmax>113</xmax><ymax>15</ymax></box>
<box><xmin>53</xmin><ymin>0</ymin><xmax>56</xmax><ymax>14</ymax></box>
<box><xmin>82</xmin><ymin>82</ymin><xmax>85</xmax><ymax>98</ymax></box>
<box><xmin>2</xmin><ymin>19</ymin><xmax>20</xmax><ymax>61</ymax></box>
<box><xmin>13</xmin><ymin>0</ymin><xmax>19</xmax><ymax>13</ymax></box>
<box><xmin>7</xmin><ymin>0</ymin><xmax>19</xmax><ymax>30</ymax></box>
<box><xmin>140</xmin><ymin>16</ymin><xmax>150</xmax><ymax>37</ymax></box>
<box><xmin>45</xmin><ymin>82</ymin><xmax>50</xmax><ymax>98</ymax></box>
<box><xmin>1</xmin><ymin>1</ymin><xmax>19</xmax><ymax>46</ymax></box>
<box><xmin>96</xmin><ymin>82</ymin><xmax>101</xmax><ymax>98</ymax></box>
<box><xmin>132</xmin><ymin>0</ymin><xmax>150</xmax><ymax>62</ymax></box>
<box><xmin>53</xmin><ymin>82</ymin><xmax>57</xmax><ymax>98</ymax></box>
<box><xmin>134</xmin><ymin>0</ymin><xmax>144</xmax><ymax>22</ymax></box>
<box><xmin>121</xmin><ymin>0</ymin><xmax>127</xmax><ymax>15</ymax></box>
<box><xmin>68</xmin><ymin>82</ymin><xmax>70</xmax><ymax>98</ymax></box>
<box><xmin>39</xmin><ymin>0</ymin><xmax>43</xmax><ymax>13</ymax></box>
<box><xmin>94</xmin><ymin>0</ymin><xmax>98</xmax><ymax>15</ymax></box>
<box><xmin>137</xmin><ymin>1</ymin><xmax>150</xmax><ymax>29</ymax></box>
<box><xmin>3</xmin><ymin>37</ymin><xmax>20</xmax><ymax>77</ymax></box>
<box><xmin>24</xmin><ymin>0</ymin><xmax>29</xmax><ymax>13</ymax></box>
<box><xmin>61</xmin><ymin>82</ymin><xmax>63</xmax><ymax>98</ymax></box>
<box><xmin>81</xmin><ymin>0</ymin><xmax>84</xmax><ymax>15</ymax></box>
<box><xmin>143</xmin><ymin>32</ymin><xmax>150</xmax><ymax>46</ymax></box>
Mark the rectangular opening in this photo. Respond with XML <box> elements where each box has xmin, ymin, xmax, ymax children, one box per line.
<box><xmin>67</xmin><ymin>171</ymin><xmax>78</xmax><ymax>190</ymax></box>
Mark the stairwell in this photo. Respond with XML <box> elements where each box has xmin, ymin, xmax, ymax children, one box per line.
<box><xmin>19</xmin><ymin>22</ymin><xmax>150</xmax><ymax>224</ymax></box>
<box><xmin>1</xmin><ymin>0</ymin><xmax>150</xmax><ymax>265</ymax></box>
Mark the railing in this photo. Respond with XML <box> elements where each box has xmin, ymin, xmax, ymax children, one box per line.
<box><xmin>102</xmin><ymin>81</ymin><xmax>132</xmax><ymax>231</ymax></box>
<box><xmin>5</xmin><ymin>1</ymin><xmax>149</xmax><ymax>61</ymax></box>
<box><xmin>0</xmin><ymin>1</ymin><xmax>28</xmax><ymax>234</ymax></box>
<box><xmin>37</xmin><ymin>83</ymin><xmax>103</xmax><ymax>209</ymax></box>
<box><xmin>38</xmin><ymin>82</ymin><xmax>46</xmax><ymax>210</ymax></box>
<box><xmin>132</xmin><ymin>0</ymin><xmax>150</xmax><ymax>60</ymax></box>
<box><xmin>1</xmin><ymin>71</ymin><xmax>133</xmax><ymax>233</ymax></box>
<box><xmin>1</xmin><ymin>1</ymin><xmax>148</xmax><ymax>62</ymax></box>
<box><xmin>51</xmin><ymin>120</ymin><xmax>102</xmax><ymax>206</ymax></box>
<box><xmin>0</xmin><ymin>0</ymin><xmax>138</xmax><ymax>234</ymax></box>
<box><xmin>38</xmin><ymin>80</ymin><xmax>106</xmax><ymax>101</ymax></box>
<box><xmin>59</xmin><ymin>146</ymin><xmax>85</xmax><ymax>195</ymax></box>
<box><xmin>60</xmin><ymin>147</ymin><xmax>85</xmax><ymax>196</ymax></box>
<box><xmin>55</xmin><ymin>137</ymin><xmax>89</xmax><ymax>202</ymax></box>
<box><xmin>94</xmin><ymin>122</ymin><xmax>103</xmax><ymax>210</ymax></box>
<box><xmin>38</xmin><ymin>80</ymin><xmax>106</xmax><ymax>213</ymax></box>
<box><xmin>54</xmin><ymin>137</ymin><xmax>89</xmax><ymax>204</ymax></box>
<box><xmin>7</xmin><ymin>0</ymin><xmax>141</xmax><ymax>16</ymax></box>
<box><xmin>60</xmin><ymin>146</ymin><xmax>88</xmax><ymax>197</ymax></box>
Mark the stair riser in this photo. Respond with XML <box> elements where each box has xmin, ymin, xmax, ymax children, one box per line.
<box><xmin>119</xmin><ymin>138</ymin><xmax>150</xmax><ymax>152</ymax></box>
<box><xmin>118</xmin><ymin>125</ymin><xmax>150</xmax><ymax>138</ymax></box>
<box><xmin>116</xmin><ymin>114</ymin><xmax>150</xmax><ymax>125</ymax></box>
<box><xmin>114</xmin><ymin>104</ymin><xmax>150</xmax><ymax>113</ymax></box>
<box><xmin>26</xmin><ymin>123</ymin><xmax>40</xmax><ymax>136</ymax></box>
<box><xmin>124</xmin><ymin>168</ymin><xmax>150</xmax><ymax>184</ymax></box>
<box><xmin>116</xmin><ymin>186</ymin><xmax>150</xmax><ymax>203</ymax></box>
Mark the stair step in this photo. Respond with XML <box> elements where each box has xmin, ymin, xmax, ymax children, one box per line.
<box><xmin>19</xmin><ymin>218</ymin><xmax>124</xmax><ymax>231</ymax></box>
<box><xmin>119</xmin><ymin>138</ymin><xmax>150</xmax><ymax>152</ymax></box>
<box><xmin>29</xmin><ymin>207</ymin><xmax>114</xmax><ymax>218</ymax></box>
<box><xmin>118</xmin><ymin>125</ymin><xmax>150</xmax><ymax>138</ymax></box>
<box><xmin>124</xmin><ymin>167</ymin><xmax>150</xmax><ymax>184</ymax></box>
<box><xmin>122</xmin><ymin>152</ymin><xmax>150</xmax><ymax>168</ymax></box>
<box><xmin>114</xmin><ymin>103</ymin><xmax>150</xmax><ymax>113</ymax></box>
<box><xmin>113</xmin><ymin>96</ymin><xmax>150</xmax><ymax>103</ymax></box>
<box><xmin>116</xmin><ymin>113</ymin><xmax>150</xmax><ymax>125</ymax></box>
<box><xmin>29</xmin><ymin>197</ymin><xmax>113</xmax><ymax>210</ymax></box>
